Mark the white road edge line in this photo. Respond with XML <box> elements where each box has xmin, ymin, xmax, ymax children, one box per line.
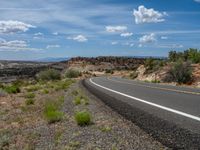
<box><xmin>89</xmin><ymin>78</ymin><xmax>200</xmax><ymax>122</ymax></box>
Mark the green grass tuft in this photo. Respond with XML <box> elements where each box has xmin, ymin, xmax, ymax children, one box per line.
<box><xmin>25</xmin><ymin>92</ymin><xmax>35</xmax><ymax>99</ymax></box>
<box><xmin>43</xmin><ymin>99</ymin><xmax>64</xmax><ymax>123</ymax></box>
<box><xmin>73</xmin><ymin>96</ymin><xmax>81</xmax><ymax>105</ymax></box>
<box><xmin>25</xmin><ymin>99</ymin><xmax>35</xmax><ymax>105</ymax></box>
<box><xmin>75</xmin><ymin>111</ymin><xmax>91</xmax><ymax>126</ymax></box>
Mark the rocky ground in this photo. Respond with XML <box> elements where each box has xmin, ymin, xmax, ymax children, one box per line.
<box><xmin>0</xmin><ymin>78</ymin><xmax>167</xmax><ymax>150</ymax></box>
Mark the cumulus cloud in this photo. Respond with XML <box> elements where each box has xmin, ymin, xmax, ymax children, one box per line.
<box><xmin>106</xmin><ymin>26</ymin><xmax>127</xmax><ymax>33</ymax></box>
<box><xmin>34</xmin><ymin>32</ymin><xmax>43</xmax><ymax>36</ymax></box>
<box><xmin>133</xmin><ymin>5</ymin><xmax>167</xmax><ymax>24</ymax></box>
<box><xmin>67</xmin><ymin>35</ymin><xmax>88</xmax><ymax>42</ymax></box>
<box><xmin>120</xmin><ymin>32</ymin><xmax>133</xmax><ymax>37</ymax></box>
<box><xmin>161</xmin><ymin>36</ymin><xmax>168</xmax><ymax>40</ymax></box>
<box><xmin>46</xmin><ymin>44</ymin><xmax>60</xmax><ymax>49</ymax></box>
<box><xmin>0</xmin><ymin>20</ymin><xmax>35</xmax><ymax>34</ymax></box>
<box><xmin>139</xmin><ymin>33</ymin><xmax>156</xmax><ymax>43</ymax></box>
<box><xmin>0</xmin><ymin>38</ymin><xmax>41</xmax><ymax>51</ymax></box>
<box><xmin>111</xmin><ymin>41</ymin><xmax>118</xmax><ymax>45</ymax></box>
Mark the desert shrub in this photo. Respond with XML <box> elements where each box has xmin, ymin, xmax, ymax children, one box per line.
<box><xmin>13</xmin><ymin>79</ymin><xmax>26</xmax><ymax>87</ymax></box>
<box><xmin>4</xmin><ymin>85</ymin><xmax>20</xmax><ymax>94</ymax></box>
<box><xmin>164</xmin><ymin>61</ymin><xmax>192</xmax><ymax>84</ymax></box>
<box><xmin>65</xmin><ymin>69</ymin><xmax>81</xmax><ymax>78</ymax></box>
<box><xmin>129</xmin><ymin>71</ymin><xmax>138</xmax><ymax>79</ymax></box>
<box><xmin>71</xmin><ymin>90</ymin><xmax>79</xmax><ymax>96</ymax></box>
<box><xmin>25</xmin><ymin>99</ymin><xmax>35</xmax><ymax>105</ymax></box>
<box><xmin>26</xmin><ymin>85</ymin><xmax>41</xmax><ymax>92</ymax></box>
<box><xmin>144</xmin><ymin>58</ymin><xmax>164</xmax><ymax>73</ymax></box>
<box><xmin>151</xmin><ymin>80</ymin><xmax>160</xmax><ymax>83</ymax></box>
<box><xmin>41</xmin><ymin>89</ymin><xmax>49</xmax><ymax>94</ymax></box>
<box><xmin>73</xmin><ymin>95</ymin><xmax>89</xmax><ymax>105</ymax></box>
<box><xmin>25</xmin><ymin>92</ymin><xmax>35</xmax><ymax>99</ymax></box>
<box><xmin>37</xmin><ymin>69</ymin><xmax>61</xmax><ymax>81</ymax></box>
<box><xmin>79</xmin><ymin>95</ymin><xmax>89</xmax><ymax>105</ymax></box>
<box><xmin>100</xmin><ymin>126</ymin><xmax>112</xmax><ymax>132</ymax></box>
<box><xmin>75</xmin><ymin>111</ymin><xmax>91</xmax><ymax>126</ymax></box>
<box><xmin>44</xmin><ymin>101</ymin><xmax>64</xmax><ymax>123</ymax></box>
<box><xmin>105</xmin><ymin>69</ymin><xmax>114</xmax><ymax>74</ymax></box>
<box><xmin>144</xmin><ymin>58</ymin><xmax>155</xmax><ymax>70</ymax></box>
<box><xmin>58</xmin><ymin>96</ymin><xmax>65</xmax><ymax>104</ymax></box>
<box><xmin>73</xmin><ymin>96</ymin><xmax>81</xmax><ymax>105</ymax></box>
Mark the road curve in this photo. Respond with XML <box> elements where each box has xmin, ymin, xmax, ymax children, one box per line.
<box><xmin>83</xmin><ymin>76</ymin><xmax>200</xmax><ymax>149</ymax></box>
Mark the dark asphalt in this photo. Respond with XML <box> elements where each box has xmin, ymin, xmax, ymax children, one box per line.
<box><xmin>83</xmin><ymin>76</ymin><xmax>200</xmax><ymax>149</ymax></box>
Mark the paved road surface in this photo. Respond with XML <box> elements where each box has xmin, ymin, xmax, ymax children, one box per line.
<box><xmin>83</xmin><ymin>76</ymin><xmax>200</xmax><ymax>149</ymax></box>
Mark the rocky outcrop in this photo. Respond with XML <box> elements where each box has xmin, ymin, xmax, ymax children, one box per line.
<box><xmin>67</xmin><ymin>56</ymin><xmax>145</xmax><ymax>71</ymax></box>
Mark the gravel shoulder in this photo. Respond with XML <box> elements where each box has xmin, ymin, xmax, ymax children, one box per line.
<box><xmin>0</xmin><ymin>80</ymin><xmax>167</xmax><ymax>150</ymax></box>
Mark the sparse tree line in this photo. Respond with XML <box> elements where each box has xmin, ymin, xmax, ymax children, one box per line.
<box><xmin>169</xmin><ymin>48</ymin><xmax>200</xmax><ymax>63</ymax></box>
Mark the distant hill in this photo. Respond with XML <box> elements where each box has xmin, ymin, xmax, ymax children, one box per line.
<box><xmin>36</xmin><ymin>57</ymin><xmax>70</xmax><ymax>62</ymax></box>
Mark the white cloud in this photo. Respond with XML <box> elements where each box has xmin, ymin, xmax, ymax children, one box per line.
<box><xmin>129</xmin><ymin>43</ymin><xmax>134</xmax><ymax>47</ymax></box>
<box><xmin>120</xmin><ymin>32</ymin><xmax>133</xmax><ymax>37</ymax></box>
<box><xmin>106</xmin><ymin>26</ymin><xmax>127</xmax><ymax>33</ymax></box>
<box><xmin>34</xmin><ymin>32</ymin><xmax>43</xmax><ymax>36</ymax></box>
<box><xmin>194</xmin><ymin>0</ymin><xmax>200</xmax><ymax>2</ymax></box>
<box><xmin>53</xmin><ymin>32</ymin><xmax>58</xmax><ymax>35</ymax></box>
<box><xmin>111</xmin><ymin>41</ymin><xmax>118</xmax><ymax>45</ymax></box>
<box><xmin>0</xmin><ymin>38</ymin><xmax>41</xmax><ymax>51</ymax></box>
<box><xmin>123</xmin><ymin>42</ymin><xmax>134</xmax><ymax>47</ymax></box>
<box><xmin>133</xmin><ymin>5</ymin><xmax>167</xmax><ymax>24</ymax></box>
<box><xmin>46</xmin><ymin>44</ymin><xmax>60</xmax><ymax>49</ymax></box>
<box><xmin>139</xmin><ymin>33</ymin><xmax>156</xmax><ymax>43</ymax></box>
<box><xmin>67</xmin><ymin>35</ymin><xmax>88</xmax><ymax>42</ymax></box>
<box><xmin>138</xmin><ymin>44</ymin><xmax>143</xmax><ymax>47</ymax></box>
<box><xmin>157</xmin><ymin>44</ymin><xmax>183</xmax><ymax>48</ymax></box>
<box><xmin>0</xmin><ymin>20</ymin><xmax>35</xmax><ymax>34</ymax></box>
<box><xmin>161</xmin><ymin>36</ymin><xmax>168</xmax><ymax>40</ymax></box>
<box><xmin>0</xmin><ymin>38</ymin><xmax>27</xmax><ymax>48</ymax></box>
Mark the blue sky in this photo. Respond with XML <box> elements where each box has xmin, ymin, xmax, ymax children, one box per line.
<box><xmin>0</xmin><ymin>0</ymin><xmax>200</xmax><ymax>60</ymax></box>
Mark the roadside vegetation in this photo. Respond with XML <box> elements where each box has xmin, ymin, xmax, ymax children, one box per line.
<box><xmin>128</xmin><ymin>48</ymin><xmax>199</xmax><ymax>85</ymax></box>
<box><xmin>65</xmin><ymin>69</ymin><xmax>81</xmax><ymax>78</ymax></box>
<box><xmin>164</xmin><ymin>61</ymin><xmax>193</xmax><ymax>84</ymax></box>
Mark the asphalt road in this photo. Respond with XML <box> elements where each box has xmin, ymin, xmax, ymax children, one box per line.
<box><xmin>83</xmin><ymin>76</ymin><xmax>200</xmax><ymax>149</ymax></box>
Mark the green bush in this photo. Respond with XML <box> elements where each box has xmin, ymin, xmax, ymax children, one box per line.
<box><xmin>164</xmin><ymin>61</ymin><xmax>192</xmax><ymax>84</ymax></box>
<box><xmin>37</xmin><ymin>69</ymin><xmax>61</xmax><ymax>81</ymax></box>
<box><xmin>25</xmin><ymin>99</ymin><xmax>35</xmax><ymax>105</ymax></box>
<box><xmin>75</xmin><ymin>111</ymin><xmax>91</xmax><ymax>126</ymax></box>
<box><xmin>65</xmin><ymin>69</ymin><xmax>81</xmax><ymax>78</ymax></box>
<box><xmin>44</xmin><ymin>101</ymin><xmax>64</xmax><ymax>123</ymax></box>
<box><xmin>129</xmin><ymin>71</ymin><xmax>138</xmax><ymax>79</ymax></box>
<box><xmin>25</xmin><ymin>92</ymin><xmax>35</xmax><ymax>99</ymax></box>
<box><xmin>4</xmin><ymin>85</ymin><xmax>20</xmax><ymax>94</ymax></box>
